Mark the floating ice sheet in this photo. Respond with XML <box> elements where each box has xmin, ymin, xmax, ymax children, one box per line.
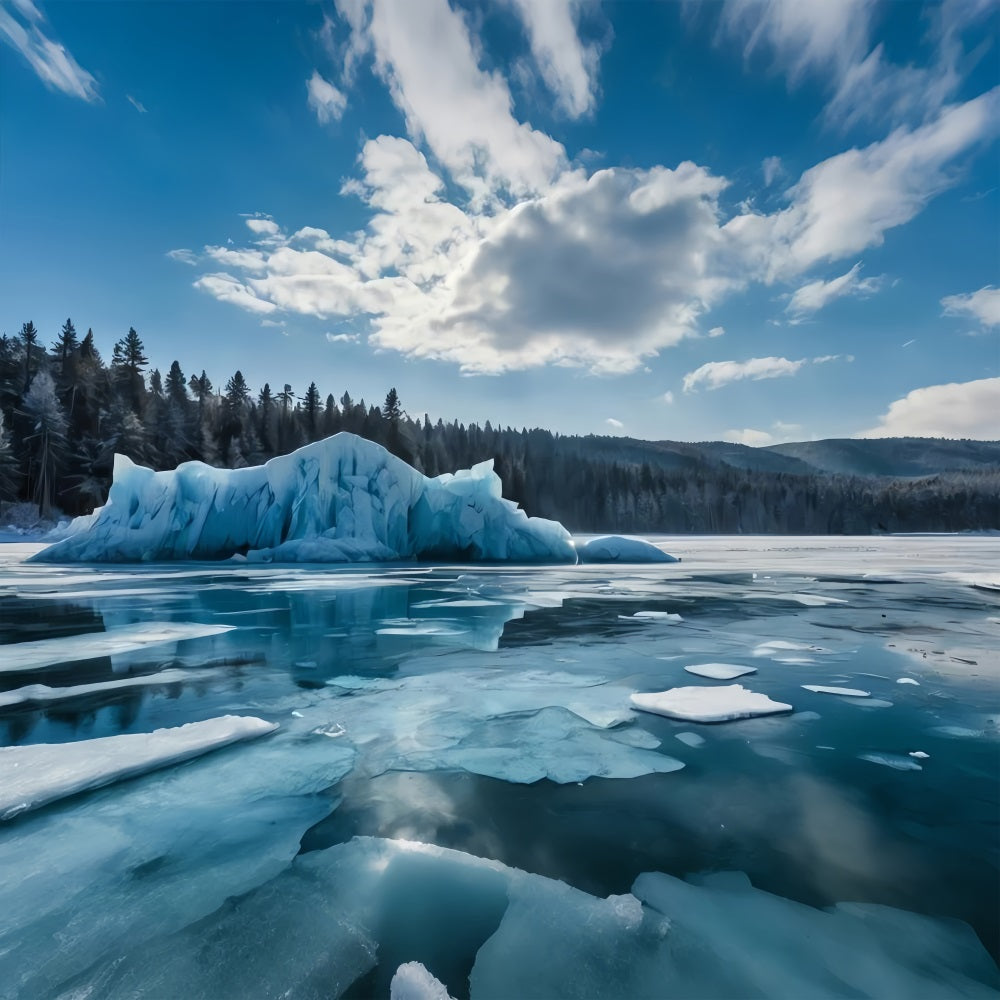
<box><xmin>0</xmin><ymin>667</ymin><xmax>205</xmax><ymax>708</ymax></box>
<box><xmin>0</xmin><ymin>621</ymin><xmax>235</xmax><ymax>673</ymax></box>
<box><xmin>859</xmin><ymin>753</ymin><xmax>923</xmax><ymax>771</ymax></box>
<box><xmin>802</xmin><ymin>685</ymin><xmax>871</xmax><ymax>698</ymax></box>
<box><xmin>0</xmin><ymin>715</ymin><xmax>277</xmax><ymax>820</ymax></box>
<box><xmin>391</xmin><ymin>963</ymin><xmax>456</xmax><ymax>1000</ymax></box>
<box><xmin>55</xmin><ymin>837</ymin><xmax>1000</xmax><ymax>1000</ymax></box>
<box><xmin>631</xmin><ymin>685</ymin><xmax>793</xmax><ymax>723</ymax></box>
<box><xmin>684</xmin><ymin>663</ymin><xmax>756</xmax><ymax>680</ymax></box>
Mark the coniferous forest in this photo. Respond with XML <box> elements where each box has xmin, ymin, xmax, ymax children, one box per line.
<box><xmin>1</xmin><ymin>319</ymin><xmax>998</xmax><ymax>534</ymax></box>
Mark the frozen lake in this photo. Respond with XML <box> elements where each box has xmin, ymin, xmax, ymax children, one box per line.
<box><xmin>1</xmin><ymin>535</ymin><xmax>998</xmax><ymax>998</ymax></box>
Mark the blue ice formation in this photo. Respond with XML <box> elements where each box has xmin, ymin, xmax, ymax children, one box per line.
<box><xmin>31</xmin><ymin>433</ymin><xmax>578</xmax><ymax>564</ymax></box>
<box><xmin>575</xmin><ymin>535</ymin><xmax>679</xmax><ymax>563</ymax></box>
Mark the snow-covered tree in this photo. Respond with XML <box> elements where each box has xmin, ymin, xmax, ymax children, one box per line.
<box><xmin>21</xmin><ymin>371</ymin><xmax>68</xmax><ymax>516</ymax></box>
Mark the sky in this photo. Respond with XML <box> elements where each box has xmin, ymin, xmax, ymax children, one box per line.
<box><xmin>1</xmin><ymin>0</ymin><xmax>998</xmax><ymax>445</ymax></box>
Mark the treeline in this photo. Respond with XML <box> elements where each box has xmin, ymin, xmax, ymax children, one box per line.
<box><xmin>1</xmin><ymin>319</ymin><xmax>998</xmax><ymax>533</ymax></box>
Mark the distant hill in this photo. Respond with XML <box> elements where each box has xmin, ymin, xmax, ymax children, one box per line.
<box><xmin>764</xmin><ymin>438</ymin><xmax>1000</xmax><ymax>477</ymax></box>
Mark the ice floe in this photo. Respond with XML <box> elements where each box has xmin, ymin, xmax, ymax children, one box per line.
<box><xmin>630</xmin><ymin>685</ymin><xmax>793</xmax><ymax>723</ymax></box>
<box><xmin>0</xmin><ymin>668</ymin><xmax>202</xmax><ymax>708</ymax></box>
<box><xmin>391</xmin><ymin>962</ymin><xmax>456</xmax><ymax>1000</ymax></box>
<box><xmin>802</xmin><ymin>685</ymin><xmax>871</xmax><ymax>698</ymax></box>
<box><xmin>897</xmin><ymin>677</ymin><xmax>921</xmax><ymax>685</ymax></box>
<box><xmin>50</xmin><ymin>837</ymin><xmax>1000</xmax><ymax>1000</ymax></box>
<box><xmin>31</xmin><ymin>433</ymin><xmax>576</xmax><ymax>564</ymax></box>
<box><xmin>674</xmin><ymin>732</ymin><xmax>706</xmax><ymax>748</ymax></box>
<box><xmin>0</xmin><ymin>621</ymin><xmax>235</xmax><ymax>673</ymax></box>
<box><xmin>859</xmin><ymin>753</ymin><xmax>923</xmax><ymax>771</ymax></box>
<box><xmin>0</xmin><ymin>716</ymin><xmax>277</xmax><ymax>820</ymax></box>
<box><xmin>619</xmin><ymin>611</ymin><xmax>683</xmax><ymax>622</ymax></box>
<box><xmin>574</xmin><ymin>535</ymin><xmax>679</xmax><ymax>563</ymax></box>
<box><xmin>683</xmin><ymin>663</ymin><xmax>756</xmax><ymax>680</ymax></box>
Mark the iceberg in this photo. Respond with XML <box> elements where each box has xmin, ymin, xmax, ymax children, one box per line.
<box><xmin>0</xmin><ymin>715</ymin><xmax>277</xmax><ymax>820</ymax></box>
<box><xmin>31</xmin><ymin>433</ymin><xmax>577</xmax><ymax>564</ymax></box>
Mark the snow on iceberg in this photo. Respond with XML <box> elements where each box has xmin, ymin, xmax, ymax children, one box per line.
<box><xmin>575</xmin><ymin>535</ymin><xmax>679</xmax><ymax>563</ymax></box>
<box><xmin>0</xmin><ymin>715</ymin><xmax>277</xmax><ymax>820</ymax></box>
<box><xmin>30</xmin><ymin>433</ymin><xmax>577</xmax><ymax>564</ymax></box>
<box><xmin>391</xmin><ymin>962</ymin><xmax>456</xmax><ymax>1000</ymax></box>
<box><xmin>631</xmin><ymin>684</ymin><xmax>793</xmax><ymax>723</ymax></box>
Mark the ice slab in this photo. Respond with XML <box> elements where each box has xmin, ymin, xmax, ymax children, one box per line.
<box><xmin>684</xmin><ymin>663</ymin><xmax>756</xmax><ymax>680</ymax></box>
<box><xmin>0</xmin><ymin>715</ymin><xmax>277</xmax><ymax>819</ymax></box>
<box><xmin>0</xmin><ymin>621</ymin><xmax>235</xmax><ymax>673</ymax></box>
<box><xmin>910</xmin><ymin>751</ymin><xmax>931</xmax><ymax>759</ymax></box>
<box><xmin>802</xmin><ymin>685</ymin><xmax>871</xmax><ymax>698</ymax></box>
<box><xmin>674</xmin><ymin>731</ymin><xmax>706</xmax><ymax>748</ymax></box>
<box><xmin>897</xmin><ymin>677</ymin><xmax>921</xmax><ymax>685</ymax></box>
<box><xmin>619</xmin><ymin>611</ymin><xmax>683</xmax><ymax>622</ymax></box>
<box><xmin>631</xmin><ymin>685</ymin><xmax>793</xmax><ymax>723</ymax></box>
<box><xmin>859</xmin><ymin>753</ymin><xmax>923</xmax><ymax>771</ymax></box>
<box><xmin>0</xmin><ymin>667</ymin><xmax>203</xmax><ymax>708</ymax></box>
<box><xmin>575</xmin><ymin>535</ymin><xmax>679</xmax><ymax>563</ymax></box>
<box><xmin>391</xmin><ymin>963</ymin><xmax>456</xmax><ymax>1000</ymax></box>
<box><xmin>13</xmin><ymin>836</ymin><xmax>1000</xmax><ymax>999</ymax></box>
<box><xmin>31</xmin><ymin>432</ymin><xmax>576</xmax><ymax>564</ymax></box>
<box><xmin>0</xmin><ymin>727</ymin><xmax>356</xmax><ymax>997</ymax></box>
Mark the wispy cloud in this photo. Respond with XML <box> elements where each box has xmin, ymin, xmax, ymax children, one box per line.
<box><xmin>166</xmin><ymin>248</ymin><xmax>198</xmax><ymax>266</ymax></box>
<box><xmin>307</xmin><ymin>69</ymin><xmax>347</xmax><ymax>124</ymax></box>
<box><xmin>941</xmin><ymin>285</ymin><xmax>1000</xmax><ymax>329</ymax></box>
<box><xmin>0</xmin><ymin>0</ymin><xmax>99</xmax><ymax>101</ymax></box>
<box><xmin>127</xmin><ymin>94</ymin><xmax>147</xmax><ymax>113</ymax></box>
<box><xmin>605</xmin><ymin>417</ymin><xmax>624</xmax><ymax>429</ymax></box>
<box><xmin>325</xmin><ymin>332</ymin><xmax>359</xmax><ymax>343</ymax></box>
<box><xmin>683</xmin><ymin>356</ymin><xmax>806</xmax><ymax>392</ymax></box>
<box><xmin>786</xmin><ymin>262</ymin><xmax>881</xmax><ymax>319</ymax></box>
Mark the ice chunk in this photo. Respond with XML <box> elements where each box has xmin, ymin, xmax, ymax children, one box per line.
<box><xmin>390</xmin><ymin>963</ymin><xmax>456</xmax><ymax>1000</ymax></box>
<box><xmin>575</xmin><ymin>535</ymin><xmax>679</xmax><ymax>563</ymax></box>
<box><xmin>619</xmin><ymin>611</ymin><xmax>683</xmax><ymax>622</ymax></box>
<box><xmin>0</xmin><ymin>716</ymin><xmax>277</xmax><ymax>819</ymax></box>
<box><xmin>909</xmin><ymin>751</ymin><xmax>930</xmax><ymax>759</ymax></box>
<box><xmin>0</xmin><ymin>668</ymin><xmax>200</xmax><ymax>708</ymax></box>
<box><xmin>684</xmin><ymin>663</ymin><xmax>756</xmax><ymax>680</ymax></box>
<box><xmin>630</xmin><ymin>685</ymin><xmax>793</xmax><ymax>723</ymax></box>
<box><xmin>802</xmin><ymin>685</ymin><xmax>871</xmax><ymax>697</ymax></box>
<box><xmin>859</xmin><ymin>753</ymin><xmax>923</xmax><ymax>771</ymax></box>
<box><xmin>30</xmin><ymin>433</ymin><xmax>576</xmax><ymax>564</ymax></box>
<box><xmin>0</xmin><ymin>621</ymin><xmax>235</xmax><ymax>673</ymax></box>
<box><xmin>674</xmin><ymin>731</ymin><xmax>706</xmax><ymax>748</ymax></box>
<box><xmin>897</xmin><ymin>677</ymin><xmax>920</xmax><ymax>685</ymax></box>
<box><xmin>50</xmin><ymin>837</ymin><xmax>1000</xmax><ymax>1000</ymax></box>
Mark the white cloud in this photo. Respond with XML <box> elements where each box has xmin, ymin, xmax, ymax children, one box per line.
<box><xmin>707</xmin><ymin>325</ymin><xmax>725</xmax><ymax>338</ymax></box>
<box><xmin>941</xmin><ymin>285</ymin><xmax>1000</xmax><ymax>328</ymax></box>
<box><xmin>0</xmin><ymin>0</ymin><xmax>99</xmax><ymax>101</ymax></box>
<box><xmin>727</xmin><ymin>89</ymin><xmax>1000</xmax><ymax>281</ymax></box>
<box><xmin>720</xmin><ymin>0</ymin><xmax>993</xmax><ymax>129</ymax></box>
<box><xmin>761</xmin><ymin>155</ymin><xmax>782</xmax><ymax>186</ymax></box>
<box><xmin>307</xmin><ymin>69</ymin><xmax>347</xmax><ymax>124</ymax></box>
<box><xmin>812</xmin><ymin>354</ymin><xmax>854</xmax><ymax>364</ymax></box>
<box><xmin>683</xmin><ymin>356</ymin><xmax>806</xmax><ymax>392</ymax></box>
<box><xmin>167</xmin><ymin>248</ymin><xmax>197</xmax><ymax>266</ymax></box>
<box><xmin>724</xmin><ymin>427</ymin><xmax>776</xmax><ymax>447</ymax></box>
<box><xmin>605</xmin><ymin>417</ymin><xmax>624</xmax><ymax>429</ymax></box>
<box><xmin>326</xmin><ymin>332</ymin><xmax>360</xmax><ymax>343</ymax></box>
<box><xmin>662</xmin><ymin>390</ymin><xmax>675</xmax><ymax>405</ymax></box>
<box><xmin>245</xmin><ymin>217</ymin><xmax>281</xmax><ymax>237</ymax></box>
<box><xmin>359</xmin><ymin>0</ymin><xmax>566</xmax><ymax>200</ymax></box>
<box><xmin>858</xmin><ymin>377</ymin><xmax>1000</xmax><ymax>439</ymax></box>
<box><xmin>127</xmin><ymin>94</ymin><xmax>147</xmax><ymax>113</ymax></box>
<box><xmin>786</xmin><ymin>262</ymin><xmax>882</xmax><ymax>318</ymax></box>
<box><xmin>505</xmin><ymin>0</ymin><xmax>601</xmax><ymax>118</ymax></box>
<box><xmin>193</xmin><ymin>274</ymin><xmax>277</xmax><ymax>315</ymax></box>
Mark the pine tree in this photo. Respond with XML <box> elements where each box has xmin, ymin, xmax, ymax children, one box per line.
<box><xmin>111</xmin><ymin>327</ymin><xmax>148</xmax><ymax>414</ymax></box>
<box><xmin>21</xmin><ymin>371</ymin><xmax>68</xmax><ymax>517</ymax></box>
<box><xmin>302</xmin><ymin>381</ymin><xmax>321</xmax><ymax>441</ymax></box>
<box><xmin>19</xmin><ymin>321</ymin><xmax>44</xmax><ymax>393</ymax></box>
<box><xmin>52</xmin><ymin>318</ymin><xmax>79</xmax><ymax>370</ymax></box>
<box><xmin>0</xmin><ymin>410</ymin><xmax>19</xmax><ymax>501</ymax></box>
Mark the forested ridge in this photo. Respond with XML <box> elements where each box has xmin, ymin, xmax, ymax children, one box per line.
<box><xmin>1</xmin><ymin>319</ymin><xmax>998</xmax><ymax>534</ymax></box>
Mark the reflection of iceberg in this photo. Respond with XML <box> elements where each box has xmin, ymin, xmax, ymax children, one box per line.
<box><xmin>32</xmin><ymin>433</ymin><xmax>577</xmax><ymax>564</ymax></box>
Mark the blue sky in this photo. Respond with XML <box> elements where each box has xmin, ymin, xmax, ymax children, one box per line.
<box><xmin>1</xmin><ymin>0</ymin><xmax>998</xmax><ymax>443</ymax></box>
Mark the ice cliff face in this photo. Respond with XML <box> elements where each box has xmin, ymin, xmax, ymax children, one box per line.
<box><xmin>31</xmin><ymin>433</ymin><xmax>577</xmax><ymax>564</ymax></box>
